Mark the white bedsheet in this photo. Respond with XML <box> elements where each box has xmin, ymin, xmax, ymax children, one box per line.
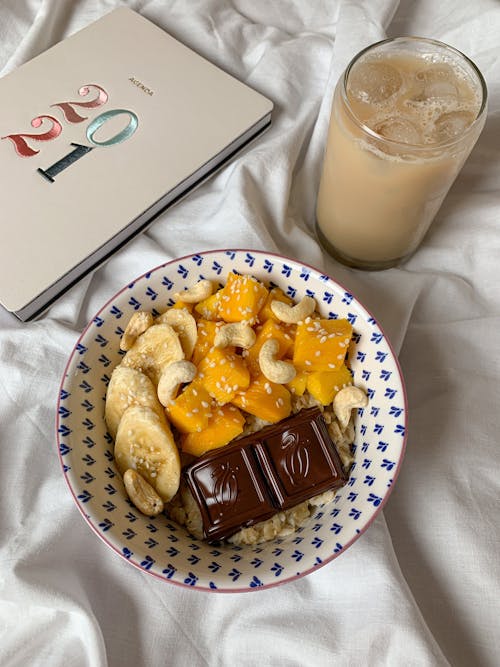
<box><xmin>1</xmin><ymin>1</ymin><xmax>499</xmax><ymax>665</ymax></box>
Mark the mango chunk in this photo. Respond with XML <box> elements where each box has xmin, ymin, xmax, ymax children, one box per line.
<box><xmin>293</xmin><ymin>318</ymin><xmax>353</xmax><ymax>372</ymax></box>
<box><xmin>218</xmin><ymin>272</ymin><xmax>269</xmax><ymax>323</ymax></box>
<box><xmin>232</xmin><ymin>374</ymin><xmax>291</xmax><ymax>423</ymax></box>
<box><xmin>194</xmin><ymin>290</ymin><xmax>222</xmax><ymax>320</ymax></box>
<box><xmin>245</xmin><ymin>319</ymin><xmax>295</xmax><ymax>376</ymax></box>
<box><xmin>286</xmin><ymin>368</ymin><xmax>309</xmax><ymax>397</ymax></box>
<box><xmin>182</xmin><ymin>404</ymin><xmax>245</xmax><ymax>456</ymax></box>
<box><xmin>198</xmin><ymin>346</ymin><xmax>250</xmax><ymax>405</ymax></box>
<box><xmin>258</xmin><ymin>287</ymin><xmax>293</xmax><ymax>322</ymax></box>
<box><xmin>165</xmin><ymin>381</ymin><xmax>213</xmax><ymax>434</ymax></box>
<box><xmin>306</xmin><ymin>364</ymin><xmax>353</xmax><ymax>405</ymax></box>
<box><xmin>191</xmin><ymin>320</ymin><xmax>221</xmax><ymax>367</ymax></box>
<box><xmin>171</xmin><ymin>300</ymin><xmax>194</xmax><ymax>313</ymax></box>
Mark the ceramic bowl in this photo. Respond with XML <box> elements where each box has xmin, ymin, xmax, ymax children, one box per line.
<box><xmin>56</xmin><ymin>249</ymin><xmax>407</xmax><ymax>592</ymax></box>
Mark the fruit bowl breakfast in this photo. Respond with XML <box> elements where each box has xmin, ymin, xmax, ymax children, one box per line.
<box><xmin>56</xmin><ymin>249</ymin><xmax>407</xmax><ymax>591</ymax></box>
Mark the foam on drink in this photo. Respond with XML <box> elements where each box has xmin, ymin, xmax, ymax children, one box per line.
<box><xmin>347</xmin><ymin>51</ymin><xmax>482</xmax><ymax>147</ymax></box>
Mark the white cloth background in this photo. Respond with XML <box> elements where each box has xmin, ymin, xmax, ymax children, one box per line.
<box><xmin>1</xmin><ymin>1</ymin><xmax>499</xmax><ymax>665</ymax></box>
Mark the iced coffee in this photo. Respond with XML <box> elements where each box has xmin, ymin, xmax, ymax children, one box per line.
<box><xmin>316</xmin><ymin>38</ymin><xmax>487</xmax><ymax>270</ymax></box>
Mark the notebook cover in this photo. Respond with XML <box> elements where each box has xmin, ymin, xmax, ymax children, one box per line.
<box><xmin>0</xmin><ymin>7</ymin><xmax>273</xmax><ymax>320</ymax></box>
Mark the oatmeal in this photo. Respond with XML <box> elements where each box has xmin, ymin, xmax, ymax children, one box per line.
<box><xmin>104</xmin><ymin>272</ymin><xmax>367</xmax><ymax>542</ymax></box>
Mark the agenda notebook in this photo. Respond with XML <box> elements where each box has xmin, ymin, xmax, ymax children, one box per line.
<box><xmin>0</xmin><ymin>7</ymin><xmax>273</xmax><ymax>321</ymax></box>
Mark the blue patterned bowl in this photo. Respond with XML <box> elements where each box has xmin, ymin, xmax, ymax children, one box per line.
<box><xmin>56</xmin><ymin>250</ymin><xmax>407</xmax><ymax>592</ymax></box>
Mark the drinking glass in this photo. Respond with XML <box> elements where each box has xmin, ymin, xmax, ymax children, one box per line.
<box><xmin>316</xmin><ymin>37</ymin><xmax>487</xmax><ymax>270</ymax></box>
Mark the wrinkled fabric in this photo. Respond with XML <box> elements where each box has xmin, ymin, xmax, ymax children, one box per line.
<box><xmin>1</xmin><ymin>1</ymin><xmax>499</xmax><ymax>666</ymax></box>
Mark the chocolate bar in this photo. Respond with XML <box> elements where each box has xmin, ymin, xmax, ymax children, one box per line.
<box><xmin>183</xmin><ymin>407</ymin><xmax>348</xmax><ymax>541</ymax></box>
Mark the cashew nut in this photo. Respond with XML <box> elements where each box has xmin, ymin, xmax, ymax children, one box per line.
<box><xmin>214</xmin><ymin>322</ymin><xmax>256</xmax><ymax>349</ymax></box>
<box><xmin>120</xmin><ymin>311</ymin><xmax>154</xmax><ymax>351</ymax></box>
<box><xmin>270</xmin><ymin>295</ymin><xmax>317</xmax><ymax>324</ymax></box>
<box><xmin>258</xmin><ymin>338</ymin><xmax>296</xmax><ymax>384</ymax></box>
<box><xmin>123</xmin><ymin>468</ymin><xmax>164</xmax><ymax>517</ymax></box>
<box><xmin>157</xmin><ymin>360</ymin><xmax>196</xmax><ymax>406</ymax></box>
<box><xmin>172</xmin><ymin>279</ymin><xmax>213</xmax><ymax>304</ymax></box>
<box><xmin>332</xmin><ymin>385</ymin><xmax>368</xmax><ymax>431</ymax></box>
<box><xmin>156</xmin><ymin>308</ymin><xmax>197</xmax><ymax>359</ymax></box>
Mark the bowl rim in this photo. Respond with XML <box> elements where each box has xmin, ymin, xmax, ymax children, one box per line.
<box><xmin>55</xmin><ymin>248</ymin><xmax>408</xmax><ymax>592</ymax></box>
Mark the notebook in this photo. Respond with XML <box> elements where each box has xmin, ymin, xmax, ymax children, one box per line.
<box><xmin>0</xmin><ymin>7</ymin><xmax>273</xmax><ymax>321</ymax></box>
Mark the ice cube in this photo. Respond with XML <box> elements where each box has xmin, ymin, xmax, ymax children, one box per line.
<box><xmin>348</xmin><ymin>60</ymin><xmax>403</xmax><ymax>105</ymax></box>
<box><xmin>432</xmin><ymin>110</ymin><xmax>475</xmax><ymax>143</ymax></box>
<box><xmin>373</xmin><ymin>116</ymin><xmax>422</xmax><ymax>145</ymax></box>
<box><xmin>414</xmin><ymin>65</ymin><xmax>458</xmax><ymax>101</ymax></box>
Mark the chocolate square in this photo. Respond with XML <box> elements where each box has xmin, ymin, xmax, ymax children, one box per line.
<box><xmin>253</xmin><ymin>408</ymin><xmax>348</xmax><ymax>510</ymax></box>
<box><xmin>183</xmin><ymin>443</ymin><xmax>276</xmax><ymax>541</ymax></box>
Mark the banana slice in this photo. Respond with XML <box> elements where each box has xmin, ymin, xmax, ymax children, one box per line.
<box><xmin>120</xmin><ymin>311</ymin><xmax>154</xmax><ymax>351</ymax></box>
<box><xmin>104</xmin><ymin>366</ymin><xmax>164</xmax><ymax>439</ymax></box>
<box><xmin>121</xmin><ymin>323</ymin><xmax>184</xmax><ymax>385</ymax></box>
<box><xmin>156</xmin><ymin>308</ymin><xmax>197</xmax><ymax>360</ymax></box>
<box><xmin>114</xmin><ymin>405</ymin><xmax>181</xmax><ymax>503</ymax></box>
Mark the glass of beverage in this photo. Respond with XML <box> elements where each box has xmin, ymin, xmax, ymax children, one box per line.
<box><xmin>316</xmin><ymin>37</ymin><xmax>487</xmax><ymax>270</ymax></box>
